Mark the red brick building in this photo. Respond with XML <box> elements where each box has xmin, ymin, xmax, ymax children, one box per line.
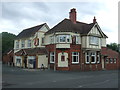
<box><xmin>44</xmin><ymin>8</ymin><xmax>119</xmax><ymax>71</ymax></box>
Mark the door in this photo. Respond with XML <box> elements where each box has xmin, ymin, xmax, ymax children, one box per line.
<box><xmin>58</xmin><ymin>52</ymin><xmax>68</xmax><ymax>67</ymax></box>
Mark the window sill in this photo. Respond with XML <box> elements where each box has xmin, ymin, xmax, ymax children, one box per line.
<box><xmin>72</xmin><ymin>62</ymin><xmax>79</xmax><ymax>64</ymax></box>
<box><xmin>89</xmin><ymin>44</ymin><xmax>99</xmax><ymax>46</ymax></box>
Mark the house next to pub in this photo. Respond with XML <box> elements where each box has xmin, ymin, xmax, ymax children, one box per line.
<box><xmin>13</xmin><ymin>8</ymin><xmax>120</xmax><ymax>71</ymax></box>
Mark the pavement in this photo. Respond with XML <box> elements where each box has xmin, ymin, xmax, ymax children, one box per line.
<box><xmin>2</xmin><ymin>64</ymin><xmax>119</xmax><ymax>88</ymax></box>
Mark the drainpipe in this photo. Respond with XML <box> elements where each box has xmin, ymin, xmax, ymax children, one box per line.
<box><xmin>54</xmin><ymin>32</ymin><xmax>56</xmax><ymax>71</ymax></box>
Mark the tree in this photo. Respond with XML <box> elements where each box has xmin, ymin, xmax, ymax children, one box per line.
<box><xmin>1</xmin><ymin>32</ymin><xmax>16</xmax><ymax>54</ymax></box>
<box><xmin>107</xmin><ymin>43</ymin><xmax>119</xmax><ymax>52</ymax></box>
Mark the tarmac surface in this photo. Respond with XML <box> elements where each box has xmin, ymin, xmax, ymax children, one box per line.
<box><xmin>2</xmin><ymin>64</ymin><xmax>119</xmax><ymax>88</ymax></box>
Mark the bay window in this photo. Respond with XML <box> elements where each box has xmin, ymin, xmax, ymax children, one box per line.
<box><xmin>113</xmin><ymin>58</ymin><xmax>116</xmax><ymax>63</ymax></box>
<box><xmin>90</xmin><ymin>36</ymin><xmax>99</xmax><ymax>45</ymax></box>
<box><xmin>56</xmin><ymin>35</ymin><xmax>70</xmax><ymax>43</ymax></box>
<box><xmin>91</xmin><ymin>52</ymin><xmax>96</xmax><ymax>64</ymax></box>
<box><xmin>72</xmin><ymin>52</ymin><xmax>79</xmax><ymax>64</ymax></box>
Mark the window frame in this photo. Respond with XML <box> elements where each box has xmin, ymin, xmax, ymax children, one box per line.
<box><xmin>106</xmin><ymin>58</ymin><xmax>109</xmax><ymax>63</ymax></box>
<box><xmin>50</xmin><ymin>52</ymin><xmax>55</xmax><ymax>63</ymax></box>
<box><xmin>85</xmin><ymin>52</ymin><xmax>90</xmax><ymax>64</ymax></box>
<box><xmin>27</xmin><ymin>40</ymin><xmax>31</xmax><ymax>47</ymax></box>
<box><xmin>56</xmin><ymin>35</ymin><xmax>70</xmax><ymax>43</ymax></box>
<box><xmin>113</xmin><ymin>58</ymin><xmax>117</xmax><ymax>63</ymax></box>
<box><xmin>110</xmin><ymin>58</ymin><xmax>113</xmax><ymax>63</ymax></box>
<box><xmin>90</xmin><ymin>52</ymin><xmax>96</xmax><ymax>64</ymax></box>
<box><xmin>72</xmin><ymin>52</ymin><xmax>79</xmax><ymax>64</ymax></box>
<box><xmin>21</xmin><ymin>40</ymin><xmax>25</xmax><ymax>48</ymax></box>
<box><xmin>89</xmin><ymin>36</ymin><xmax>99</xmax><ymax>45</ymax></box>
<box><xmin>16</xmin><ymin>41</ymin><xmax>19</xmax><ymax>49</ymax></box>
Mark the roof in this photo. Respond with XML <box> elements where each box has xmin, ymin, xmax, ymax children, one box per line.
<box><xmin>15</xmin><ymin>23</ymin><xmax>46</xmax><ymax>39</ymax></box>
<box><xmin>101</xmin><ymin>47</ymin><xmax>119</xmax><ymax>58</ymax></box>
<box><xmin>45</xmin><ymin>18</ymin><xmax>95</xmax><ymax>35</ymax></box>
<box><xmin>15</xmin><ymin>47</ymin><xmax>48</xmax><ymax>56</ymax></box>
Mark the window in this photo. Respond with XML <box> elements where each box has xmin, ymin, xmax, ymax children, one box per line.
<box><xmin>72</xmin><ymin>52</ymin><xmax>79</xmax><ymax>64</ymax></box>
<box><xmin>86</xmin><ymin>52</ymin><xmax>90</xmax><ymax>64</ymax></box>
<box><xmin>28</xmin><ymin>56</ymin><xmax>36</xmax><ymax>65</ymax></box>
<box><xmin>113</xmin><ymin>58</ymin><xmax>116</xmax><ymax>63</ymax></box>
<box><xmin>97</xmin><ymin>52</ymin><xmax>100</xmax><ymax>63</ymax></box>
<box><xmin>56</xmin><ymin>35</ymin><xmax>70</xmax><ymax>43</ymax></box>
<box><xmin>16</xmin><ymin>59</ymin><xmax>21</xmax><ymax>64</ymax></box>
<box><xmin>27</xmin><ymin>40</ymin><xmax>31</xmax><ymax>47</ymax></box>
<box><xmin>106</xmin><ymin>58</ymin><xmax>109</xmax><ymax>63</ymax></box>
<box><xmin>91</xmin><ymin>52</ymin><xmax>96</xmax><ymax>64</ymax></box>
<box><xmin>50</xmin><ymin>52</ymin><xmax>55</xmax><ymax>63</ymax></box>
<box><xmin>16</xmin><ymin>41</ymin><xmax>19</xmax><ymax>49</ymax></box>
<box><xmin>76</xmin><ymin>36</ymin><xmax>79</xmax><ymax>44</ymax></box>
<box><xmin>90</xmin><ymin>36</ymin><xmax>99</xmax><ymax>45</ymax></box>
<box><xmin>21</xmin><ymin>40</ymin><xmax>25</xmax><ymax>48</ymax></box>
<box><xmin>50</xmin><ymin>36</ymin><xmax>54</xmax><ymax>44</ymax></box>
<box><xmin>41</xmin><ymin>37</ymin><xmax>44</xmax><ymax>44</ymax></box>
<box><xmin>110</xmin><ymin>58</ymin><xmax>113</xmax><ymax>63</ymax></box>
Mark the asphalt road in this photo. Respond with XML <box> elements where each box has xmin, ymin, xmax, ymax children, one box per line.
<box><xmin>2</xmin><ymin>64</ymin><xmax>119</xmax><ymax>88</ymax></box>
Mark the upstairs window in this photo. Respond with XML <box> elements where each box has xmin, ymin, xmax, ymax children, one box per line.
<box><xmin>50</xmin><ymin>36</ymin><xmax>54</xmax><ymax>44</ymax></box>
<box><xmin>27</xmin><ymin>40</ymin><xmax>31</xmax><ymax>47</ymax></box>
<box><xmin>90</xmin><ymin>36</ymin><xmax>99</xmax><ymax>45</ymax></box>
<box><xmin>21</xmin><ymin>40</ymin><xmax>25</xmax><ymax>48</ymax></box>
<box><xmin>16</xmin><ymin>41</ymin><xmax>19</xmax><ymax>49</ymax></box>
<box><xmin>41</xmin><ymin>37</ymin><xmax>44</xmax><ymax>44</ymax></box>
<box><xmin>56</xmin><ymin>35</ymin><xmax>70</xmax><ymax>43</ymax></box>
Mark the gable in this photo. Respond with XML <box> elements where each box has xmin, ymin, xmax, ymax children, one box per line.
<box><xmin>39</xmin><ymin>24</ymin><xmax>50</xmax><ymax>32</ymax></box>
<box><xmin>88</xmin><ymin>23</ymin><xmax>108</xmax><ymax>38</ymax></box>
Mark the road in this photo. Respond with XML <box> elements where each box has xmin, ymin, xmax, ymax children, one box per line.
<box><xmin>2</xmin><ymin>64</ymin><xmax>119</xmax><ymax>88</ymax></box>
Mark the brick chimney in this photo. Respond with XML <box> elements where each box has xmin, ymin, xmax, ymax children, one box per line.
<box><xmin>93</xmin><ymin>16</ymin><xmax>96</xmax><ymax>23</ymax></box>
<box><xmin>69</xmin><ymin>8</ymin><xmax>77</xmax><ymax>24</ymax></box>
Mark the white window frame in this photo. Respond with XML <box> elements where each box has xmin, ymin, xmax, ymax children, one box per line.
<box><xmin>113</xmin><ymin>58</ymin><xmax>116</xmax><ymax>63</ymax></box>
<box><xmin>27</xmin><ymin>40</ymin><xmax>31</xmax><ymax>47</ymax></box>
<box><xmin>16</xmin><ymin>41</ymin><xmax>19</xmax><ymax>49</ymax></box>
<box><xmin>72</xmin><ymin>52</ymin><xmax>79</xmax><ymax>64</ymax></box>
<box><xmin>90</xmin><ymin>52</ymin><xmax>96</xmax><ymax>64</ymax></box>
<box><xmin>106</xmin><ymin>58</ymin><xmax>109</xmax><ymax>64</ymax></box>
<box><xmin>85</xmin><ymin>52</ymin><xmax>90</xmax><ymax>64</ymax></box>
<box><xmin>76</xmin><ymin>36</ymin><xmax>79</xmax><ymax>44</ymax></box>
<box><xmin>56</xmin><ymin>35</ymin><xmax>70</xmax><ymax>43</ymax></box>
<box><xmin>97</xmin><ymin>53</ymin><xmax>100</xmax><ymax>63</ymax></box>
<box><xmin>50</xmin><ymin>52</ymin><xmax>55</xmax><ymax>63</ymax></box>
<box><xmin>21</xmin><ymin>40</ymin><xmax>25</xmax><ymax>48</ymax></box>
<box><xmin>110</xmin><ymin>58</ymin><xmax>113</xmax><ymax>63</ymax></box>
<box><xmin>90</xmin><ymin>36</ymin><xmax>99</xmax><ymax>45</ymax></box>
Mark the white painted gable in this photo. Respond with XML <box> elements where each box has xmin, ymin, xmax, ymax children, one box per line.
<box><xmin>38</xmin><ymin>24</ymin><xmax>50</xmax><ymax>32</ymax></box>
<box><xmin>88</xmin><ymin>24</ymin><xmax>102</xmax><ymax>37</ymax></box>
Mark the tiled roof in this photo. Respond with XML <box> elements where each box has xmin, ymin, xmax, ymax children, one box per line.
<box><xmin>15</xmin><ymin>23</ymin><xmax>46</xmax><ymax>39</ymax></box>
<box><xmin>15</xmin><ymin>47</ymin><xmax>48</xmax><ymax>56</ymax></box>
<box><xmin>45</xmin><ymin>18</ymin><xmax>95</xmax><ymax>35</ymax></box>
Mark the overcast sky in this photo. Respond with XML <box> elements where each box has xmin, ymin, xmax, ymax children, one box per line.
<box><xmin>0</xmin><ymin>0</ymin><xmax>119</xmax><ymax>44</ymax></box>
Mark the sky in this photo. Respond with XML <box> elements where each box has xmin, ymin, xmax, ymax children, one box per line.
<box><xmin>0</xmin><ymin>0</ymin><xmax>119</xmax><ymax>44</ymax></box>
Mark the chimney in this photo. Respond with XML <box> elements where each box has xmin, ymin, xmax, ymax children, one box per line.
<box><xmin>93</xmin><ymin>16</ymin><xmax>96</xmax><ymax>23</ymax></box>
<box><xmin>69</xmin><ymin>8</ymin><xmax>77</xmax><ymax>24</ymax></box>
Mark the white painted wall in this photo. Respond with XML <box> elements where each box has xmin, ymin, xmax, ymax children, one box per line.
<box><xmin>38</xmin><ymin>55</ymin><xmax>48</xmax><ymax>68</ymax></box>
<box><xmin>101</xmin><ymin>38</ymin><xmax>106</xmax><ymax>47</ymax></box>
<box><xmin>58</xmin><ymin>52</ymin><xmax>68</xmax><ymax>67</ymax></box>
